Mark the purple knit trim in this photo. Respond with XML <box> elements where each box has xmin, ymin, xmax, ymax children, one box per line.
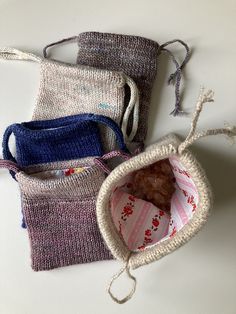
<box><xmin>0</xmin><ymin>159</ymin><xmax>20</xmax><ymax>173</ymax></box>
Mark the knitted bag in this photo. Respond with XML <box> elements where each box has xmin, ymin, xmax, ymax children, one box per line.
<box><xmin>2</xmin><ymin>113</ymin><xmax>127</xmax><ymax>167</ymax></box>
<box><xmin>0</xmin><ymin>147</ymin><xmax>130</xmax><ymax>270</ymax></box>
<box><xmin>95</xmin><ymin>89</ymin><xmax>236</xmax><ymax>303</ymax></box>
<box><xmin>0</xmin><ymin>47</ymin><xmax>139</xmax><ymax>151</ymax></box>
<box><xmin>43</xmin><ymin>32</ymin><xmax>191</xmax><ymax>148</ymax></box>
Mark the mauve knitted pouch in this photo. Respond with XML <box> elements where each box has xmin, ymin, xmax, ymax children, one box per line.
<box><xmin>43</xmin><ymin>32</ymin><xmax>190</xmax><ymax>147</ymax></box>
<box><xmin>0</xmin><ymin>157</ymin><xmax>115</xmax><ymax>271</ymax></box>
<box><xmin>2</xmin><ymin>113</ymin><xmax>127</xmax><ymax>168</ymax></box>
<box><xmin>0</xmin><ymin>47</ymin><xmax>139</xmax><ymax>151</ymax></box>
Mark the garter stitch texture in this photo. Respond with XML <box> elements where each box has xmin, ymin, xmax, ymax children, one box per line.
<box><xmin>15</xmin><ymin>157</ymin><xmax>113</xmax><ymax>271</ymax></box>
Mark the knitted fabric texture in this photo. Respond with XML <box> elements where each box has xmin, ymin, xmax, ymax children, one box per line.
<box><xmin>76</xmin><ymin>32</ymin><xmax>158</xmax><ymax>146</ymax></box>
<box><xmin>43</xmin><ymin>32</ymin><xmax>190</xmax><ymax>147</ymax></box>
<box><xmin>2</xmin><ymin>113</ymin><xmax>127</xmax><ymax>168</ymax></box>
<box><xmin>13</xmin><ymin>157</ymin><xmax>113</xmax><ymax>271</ymax></box>
<box><xmin>0</xmin><ymin>48</ymin><xmax>139</xmax><ymax>151</ymax></box>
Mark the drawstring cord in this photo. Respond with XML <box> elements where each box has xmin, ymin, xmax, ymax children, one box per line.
<box><xmin>107</xmin><ymin>253</ymin><xmax>137</xmax><ymax>304</ymax></box>
<box><xmin>43</xmin><ymin>36</ymin><xmax>78</xmax><ymax>58</ymax></box>
<box><xmin>42</xmin><ymin>36</ymin><xmax>190</xmax><ymax>117</ymax></box>
<box><xmin>178</xmin><ymin>87</ymin><xmax>236</xmax><ymax>154</ymax></box>
<box><xmin>0</xmin><ymin>47</ymin><xmax>41</xmax><ymax>63</ymax></box>
<box><xmin>121</xmin><ymin>76</ymin><xmax>140</xmax><ymax>143</ymax></box>
<box><xmin>158</xmin><ymin>39</ymin><xmax>191</xmax><ymax>116</ymax></box>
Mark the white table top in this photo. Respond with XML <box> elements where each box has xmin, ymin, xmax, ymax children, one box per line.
<box><xmin>0</xmin><ymin>0</ymin><xmax>235</xmax><ymax>313</ymax></box>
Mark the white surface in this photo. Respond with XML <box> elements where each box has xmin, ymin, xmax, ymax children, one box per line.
<box><xmin>0</xmin><ymin>0</ymin><xmax>236</xmax><ymax>313</ymax></box>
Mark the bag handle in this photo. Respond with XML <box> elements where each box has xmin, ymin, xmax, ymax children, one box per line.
<box><xmin>121</xmin><ymin>76</ymin><xmax>139</xmax><ymax>143</ymax></box>
<box><xmin>2</xmin><ymin>124</ymin><xmax>17</xmax><ymax>164</ymax></box>
<box><xmin>0</xmin><ymin>47</ymin><xmax>42</xmax><ymax>63</ymax></box>
<box><xmin>43</xmin><ymin>36</ymin><xmax>78</xmax><ymax>58</ymax></box>
<box><xmin>2</xmin><ymin>114</ymin><xmax>129</xmax><ymax>166</ymax></box>
<box><xmin>0</xmin><ymin>159</ymin><xmax>20</xmax><ymax>175</ymax></box>
<box><xmin>94</xmin><ymin>150</ymin><xmax>131</xmax><ymax>174</ymax></box>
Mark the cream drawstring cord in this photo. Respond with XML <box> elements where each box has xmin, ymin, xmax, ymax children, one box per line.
<box><xmin>108</xmin><ymin>254</ymin><xmax>137</xmax><ymax>304</ymax></box>
<box><xmin>0</xmin><ymin>47</ymin><xmax>41</xmax><ymax>63</ymax></box>
<box><xmin>178</xmin><ymin>88</ymin><xmax>236</xmax><ymax>154</ymax></box>
<box><xmin>121</xmin><ymin>76</ymin><xmax>140</xmax><ymax>143</ymax></box>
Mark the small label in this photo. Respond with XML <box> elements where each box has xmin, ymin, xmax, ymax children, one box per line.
<box><xmin>98</xmin><ymin>103</ymin><xmax>112</xmax><ymax>110</ymax></box>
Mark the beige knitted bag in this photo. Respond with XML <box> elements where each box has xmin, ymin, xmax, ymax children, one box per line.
<box><xmin>96</xmin><ymin>89</ymin><xmax>236</xmax><ymax>303</ymax></box>
<box><xmin>0</xmin><ymin>47</ymin><xmax>139</xmax><ymax>151</ymax></box>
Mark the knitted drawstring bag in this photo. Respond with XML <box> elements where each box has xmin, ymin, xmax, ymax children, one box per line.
<box><xmin>0</xmin><ymin>47</ymin><xmax>139</xmax><ymax>151</ymax></box>
<box><xmin>95</xmin><ymin>89</ymin><xmax>236</xmax><ymax>303</ymax></box>
<box><xmin>2</xmin><ymin>113</ymin><xmax>127</xmax><ymax>168</ymax></box>
<box><xmin>0</xmin><ymin>129</ymin><xmax>130</xmax><ymax>270</ymax></box>
<box><xmin>43</xmin><ymin>32</ymin><xmax>191</xmax><ymax>148</ymax></box>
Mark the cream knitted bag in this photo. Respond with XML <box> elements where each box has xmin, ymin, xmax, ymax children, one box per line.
<box><xmin>0</xmin><ymin>47</ymin><xmax>139</xmax><ymax>151</ymax></box>
<box><xmin>96</xmin><ymin>89</ymin><xmax>236</xmax><ymax>303</ymax></box>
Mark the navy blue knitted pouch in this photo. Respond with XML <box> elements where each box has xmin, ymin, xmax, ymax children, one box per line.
<box><xmin>2</xmin><ymin>113</ymin><xmax>128</xmax><ymax>168</ymax></box>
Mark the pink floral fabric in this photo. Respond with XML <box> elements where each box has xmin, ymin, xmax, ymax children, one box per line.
<box><xmin>110</xmin><ymin>157</ymin><xmax>199</xmax><ymax>251</ymax></box>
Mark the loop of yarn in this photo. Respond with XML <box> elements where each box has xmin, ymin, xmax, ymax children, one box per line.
<box><xmin>107</xmin><ymin>254</ymin><xmax>137</xmax><ymax>304</ymax></box>
<box><xmin>43</xmin><ymin>36</ymin><xmax>78</xmax><ymax>58</ymax></box>
<box><xmin>121</xmin><ymin>76</ymin><xmax>140</xmax><ymax>142</ymax></box>
<box><xmin>0</xmin><ymin>47</ymin><xmax>41</xmax><ymax>63</ymax></box>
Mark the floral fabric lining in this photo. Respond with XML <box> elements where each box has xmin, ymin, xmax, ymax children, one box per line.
<box><xmin>110</xmin><ymin>157</ymin><xmax>199</xmax><ymax>251</ymax></box>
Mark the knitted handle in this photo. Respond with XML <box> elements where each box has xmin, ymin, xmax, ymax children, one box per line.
<box><xmin>121</xmin><ymin>76</ymin><xmax>139</xmax><ymax>143</ymax></box>
<box><xmin>74</xmin><ymin>114</ymin><xmax>129</xmax><ymax>153</ymax></box>
<box><xmin>0</xmin><ymin>47</ymin><xmax>42</xmax><ymax>63</ymax></box>
<box><xmin>2</xmin><ymin>114</ymin><xmax>128</xmax><ymax>163</ymax></box>
<box><xmin>0</xmin><ymin>159</ymin><xmax>20</xmax><ymax>175</ymax></box>
<box><xmin>2</xmin><ymin>124</ymin><xmax>17</xmax><ymax>163</ymax></box>
<box><xmin>94</xmin><ymin>150</ymin><xmax>131</xmax><ymax>174</ymax></box>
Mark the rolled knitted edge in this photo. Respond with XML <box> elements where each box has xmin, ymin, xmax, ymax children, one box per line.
<box><xmin>15</xmin><ymin>156</ymin><xmax>104</xmax><ymax>199</ymax></box>
<box><xmin>96</xmin><ymin>133</ymin><xmax>213</xmax><ymax>269</ymax></box>
<box><xmin>77</xmin><ymin>31</ymin><xmax>160</xmax><ymax>57</ymax></box>
<box><xmin>41</xmin><ymin>58</ymin><xmax>126</xmax><ymax>87</ymax></box>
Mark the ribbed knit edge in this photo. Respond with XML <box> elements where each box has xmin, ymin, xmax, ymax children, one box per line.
<box><xmin>16</xmin><ymin>157</ymin><xmax>104</xmax><ymax>199</ymax></box>
<box><xmin>41</xmin><ymin>58</ymin><xmax>126</xmax><ymax>87</ymax></box>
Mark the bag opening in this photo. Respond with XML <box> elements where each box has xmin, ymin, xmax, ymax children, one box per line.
<box><xmin>110</xmin><ymin>156</ymin><xmax>199</xmax><ymax>251</ymax></box>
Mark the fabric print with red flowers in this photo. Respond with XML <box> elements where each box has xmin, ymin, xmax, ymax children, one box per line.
<box><xmin>182</xmin><ymin>189</ymin><xmax>197</xmax><ymax>212</ymax></box>
<box><xmin>168</xmin><ymin>219</ymin><xmax>177</xmax><ymax>238</ymax></box>
<box><xmin>171</xmin><ymin>165</ymin><xmax>190</xmax><ymax>178</ymax></box>
<box><xmin>121</xmin><ymin>195</ymin><xmax>136</xmax><ymax>221</ymax></box>
<box><xmin>170</xmin><ymin>226</ymin><xmax>177</xmax><ymax>237</ymax></box>
<box><xmin>138</xmin><ymin>212</ymin><xmax>166</xmax><ymax>250</ymax></box>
